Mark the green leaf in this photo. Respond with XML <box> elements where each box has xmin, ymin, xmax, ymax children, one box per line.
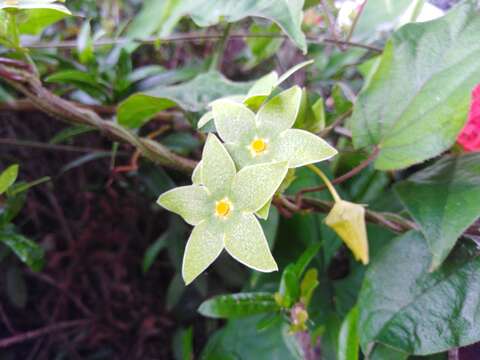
<box><xmin>198</xmin><ymin>292</ymin><xmax>279</xmax><ymax>319</ymax></box>
<box><xmin>128</xmin><ymin>0</ymin><xmax>306</xmax><ymax>52</ymax></box>
<box><xmin>350</xmin><ymin>2</ymin><xmax>480</xmax><ymax>170</ymax></box>
<box><xmin>358</xmin><ymin>230</ymin><xmax>480</xmax><ymax>355</ymax></box>
<box><xmin>0</xmin><ymin>230</ymin><xmax>44</xmax><ymax>272</ymax></box>
<box><xmin>245</xmin><ymin>23</ymin><xmax>284</xmax><ymax>70</ymax></box>
<box><xmin>45</xmin><ymin>70</ymin><xmax>109</xmax><ymax>101</ymax></box>
<box><xmin>368</xmin><ymin>344</ymin><xmax>409</xmax><ymax>360</ymax></box>
<box><xmin>337</xmin><ymin>306</ymin><xmax>359</xmax><ymax>360</ymax></box>
<box><xmin>0</xmin><ymin>164</ymin><xmax>19</xmax><ymax>195</ymax></box>
<box><xmin>142</xmin><ymin>233</ymin><xmax>168</xmax><ymax>273</ymax></box>
<box><xmin>395</xmin><ymin>153</ymin><xmax>480</xmax><ymax>269</ymax></box>
<box><xmin>157</xmin><ymin>185</ymin><xmax>212</xmax><ymax>226</ymax></box>
<box><xmin>201</xmin><ymin>315</ymin><xmax>301</xmax><ymax>360</ymax></box>
<box><xmin>299</xmin><ymin>268</ymin><xmax>318</xmax><ymax>307</ymax></box>
<box><xmin>173</xmin><ymin>326</ymin><xmax>194</xmax><ymax>360</ymax></box>
<box><xmin>0</xmin><ymin>0</ymin><xmax>71</xmax><ymax>35</ymax></box>
<box><xmin>277</xmin><ymin>264</ymin><xmax>300</xmax><ymax>308</ymax></box>
<box><xmin>294</xmin><ymin>243</ymin><xmax>321</xmax><ymax>278</ymax></box>
<box><xmin>354</xmin><ymin>0</ymin><xmax>413</xmax><ymax>41</ymax></box>
<box><xmin>118</xmin><ymin>71</ymin><xmax>253</xmax><ymax>128</ymax></box>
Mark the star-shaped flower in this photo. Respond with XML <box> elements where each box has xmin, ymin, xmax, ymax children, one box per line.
<box><xmin>211</xmin><ymin>86</ymin><xmax>337</xmax><ymax>169</ymax></box>
<box><xmin>193</xmin><ymin>86</ymin><xmax>337</xmax><ymax>217</ymax></box>
<box><xmin>157</xmin><ymin>134</ymin><xmax>288</xmax><ymax>285</ymax></box>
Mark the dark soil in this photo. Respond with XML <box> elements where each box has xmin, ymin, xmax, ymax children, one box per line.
<box><xmin>0</xmin><ymin>110</ymin><xmax>178</xmax><ymax>359</ymax></box>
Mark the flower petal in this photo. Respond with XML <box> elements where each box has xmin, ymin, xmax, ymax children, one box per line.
<box><xmin>192</xmin><ymin>161</ymin><xmax>203</xmax><ymax>185</ymax></box>
<box><xmin>157</xmin><ymin>185</ymin><xmax>212</xmax><ymax>225</ymax></box>
<box><xmin>256</xmin><ymin>86</ymin><xmax>302</xmax><ymax>136</ymax></box>
<box><xmin>202</xmin><ymin>134</ymin><xmax>236</xmax><ymax>197</ymax></box>
<box><xmin>231</xmin><ymin>162</ymin><xmax>288</xmax><ymax>213</ymax></box>
<box><xmin>272</xmin><ymin>129</ymin><xmax>337</xmax><ymax>168</ymax></box>
<box><xmin>197</xmin><ymin>111</ymin><xmax>214</xmax><ymax>129</ymax></box>
<box><xmin>256</xmin><ymin>199</ymin><xmax>272</xmax><ymax>220</ymax></box>
<box><xmin>211</xmin><ymin>99</ymin><xmax>257</xmax><ymax>143</ymax></box>
<box><xmin>224</xmin><ymin>213</ymin><xmax>277</xmax><ymax>272</ymax></box>
<box><xmin>182</xmin><ymin>220</ymin><xmax>225</xmax><ymax>285</ymax></box>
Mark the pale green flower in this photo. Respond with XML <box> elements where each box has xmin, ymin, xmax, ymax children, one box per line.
<box><xmin>157</xmin><ymin>134</ymin><xmax>288</xmax><ymax>285</ymax></box>
<box><xmin>194</xmin><ymin>85</ymin><xmax>337</xmax><ymax>217</ymax></box>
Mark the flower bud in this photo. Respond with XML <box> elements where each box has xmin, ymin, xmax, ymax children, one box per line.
<box><xmin>325</xmin><ymin>200</ymin><xmax>369</xmax><ymax>265</ymax></box>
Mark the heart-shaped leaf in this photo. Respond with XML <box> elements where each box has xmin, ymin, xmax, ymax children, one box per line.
<box><xmin>395</xmin><ymin>153</ymin><xmax>480</xmax><ymax>269</ymax></box>
<box><xmin>351</xmin><ymin>2</ymin><xmax>480</xmax><ymax>170</ymax></box>
<box><xmin>358</xmin><ymin>230</ymin><xmax>480</xmax><ymax>355</ymax></box>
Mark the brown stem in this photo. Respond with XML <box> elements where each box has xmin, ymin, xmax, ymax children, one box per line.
<box><xmin>0</xmin><ymin>64</ymin><xmax>197</xmax><ymax>174</ymax></box>
<box><xmin>320</xmin><ymin>0</ymin><xmax>345</xmax><ymax>51</ymax></box>
<box><xmin>285</xmin><ymin>196</ymin><xmax>418</xmax><ymax>234</ymax></box>
<box><xmin>345</xmin><ymin>0</ymin><xmax>368</xmax><ymax>42</ymax></box>
<box><xmin>23</xmin><ymin>32</ymin><xmax>382</xmax><ymax>53</ymax></box>
<box><xmin>0</xmin><ymin>320</ymin><xmax>89</xmax><ymax>349</ymax></box>
<box><xmin>0</xmin><ymin>99</ymin><xmax>179</xmax><ymax>122</ymax></box>
<box><xmin>295</xmin><ymin>147</ymin><xmax>379</xmax><ymax>205</ymax></box>
<box><xmin>318</xmin><ymin>109</ymin><xmax>352</xmax><ymax>138</ymax></box>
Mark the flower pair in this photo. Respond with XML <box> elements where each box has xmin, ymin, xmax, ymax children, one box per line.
<box><xmin>158</xmin><ymin>84</ymin><xmax>337</xmax><ymax>284</ymax></box>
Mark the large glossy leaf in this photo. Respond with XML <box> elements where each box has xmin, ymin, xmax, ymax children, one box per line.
<box><xmin>395</xmin><ymin>153</ymin><xmax>480</xmax><ymax>269</ymax></box>
<box><xmin>337</xmin><ymin>306</ymin><xmax>359</xmax><ymax>360</ymax></box>
<box><xmin>127</xmin><ymin>0</ymin><xmax>307</xmax><ymax>52</ymax></box>
<box><xmin>358</xmin><ymin>230</ymin><xmax>480</xmax><ymax>355</ymax></box>
<box><xmin>198</xmin><ymin>292</ymin><xmax>279</xmax><ymax>319</ymax></box>
<box><xmin>201</xmin><ymin>315</ymin><xmax>302</xmax><ymax>360</ymax></box>
<box><xmin>118</xmin><ymin>71</ymin><xmax>253</xmax><ymax>128</ymax></box>
<box><xmin>350</xmin><ymin>2</ymin><xmax>480</xmax><ymax>170</ymax></box>
<box><xmin>0</xmin><ymin>229</ymin><xmax>44</xmax><ymax>272</ymax></box>
<box><xmin>0</xmin><ymin>0</ymin><xmax>71</xmax><ymax>35</ymax></box>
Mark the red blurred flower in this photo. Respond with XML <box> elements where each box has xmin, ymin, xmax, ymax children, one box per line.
<box><xmin>458</xmin><ymin>84</ymin><xmax>480</xmax><ymax>152</ymax></box>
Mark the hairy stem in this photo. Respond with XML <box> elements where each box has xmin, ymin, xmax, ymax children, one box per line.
<box><xmin>0</xmin><ymin>64</ymin><xmax>197</xmax><ymax>174</ymax></box>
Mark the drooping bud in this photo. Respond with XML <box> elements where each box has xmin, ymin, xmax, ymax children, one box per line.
<box><xmin>325</xmin><ymin>200</ymin><xmax>369</xmax><ymax>265</ymax></box>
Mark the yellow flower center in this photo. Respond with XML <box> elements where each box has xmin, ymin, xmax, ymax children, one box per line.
<box><xmin>250</xmin><ymin>138</ymin><xmax>267</xmax><ymax>154</ymax></box>
<box><xmin>215</xmin><ymin>199</ymin><xmax>232</xmax><ymax>218</ymax></box>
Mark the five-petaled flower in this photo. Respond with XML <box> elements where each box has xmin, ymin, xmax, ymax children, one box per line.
<box><xmin>194</xmin><ymin>86</ymin><xmax>337</xmax><ymax>217</ymax></box>
<box><xmin>458</xmin><ymin>84</ymin><xmax>480</xmax><ymax>152</ymax></box>
<box><xmin>157</xmin><ymin>134</ymin><xmax>288</xmax><ymax>285</ymax></box>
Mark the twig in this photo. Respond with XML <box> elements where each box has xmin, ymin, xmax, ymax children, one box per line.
<box><xmin>296</xmin><ymin>147</ymin><xmax>379</xmax><ymax>205</ymax></box>
<box><xmin>345</xmin><ymin>0</ymin><xmax>368</xmax><ymax>42</ymax></box>
<box><xmin>0</xmin><ymin>63</ymin><xmax>197</xmax><ymax>174</ymax></box>
<box><xmin>22</xmin><ymin>32</ymin><xmax>382</xmax><ymax>53</ymax></box>
<box><xmin>318</xmin><ymin>109</ymin><xmax>352</xmax><ymax>138</ymax></box>
<box><xmin>0</xmin><ymin>138</ymin><xmax>118</xmax><ymax>154</ymax></box>
<box><xmin>0</xmin><ymin>319</ymin><xmax>89</xmax><ymax>349</ymax></box>
<box><xmin>210</xmin><ymin>23</ymin><xmax>232</xmax><ymax>71</ymax></box>
<box><xmin>285</xmin><ymin>196</ymin><xmax>418</xmax><ymax>234</ymax></box>
<box><xmin>320</xmin><ymin>0</ymin><xmax>345</xmax><ymax>51</ymax></box>
<box><xmin>0</xmin><ymin>99</ymin><xmax>179</xmax><ymax>122</ymax></box>
<box><xmin>448</xmin><ymin>349</ymin><xmax>459</xmax><ymax>360</ymax></box>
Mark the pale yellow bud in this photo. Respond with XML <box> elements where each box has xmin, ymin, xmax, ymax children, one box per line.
<box><xmin>325</xmin><ymin>200</ymin><xmax>369</xmax><ymax>265</ymax></box>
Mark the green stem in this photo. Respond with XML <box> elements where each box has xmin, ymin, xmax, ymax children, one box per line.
<box><xmin>306</xmin><ymin>165</ymin><xmax>341</xmax><ymax>203</ymax></box>
<box><xmin>209</xmin><ymin>23</ymin><xmax>232</xmax><ymax>71</ymax></box>
<box><xmin>6</xmin><ymin>11</ymin><xmax>20</xmax><ymax>49</ymax></box>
